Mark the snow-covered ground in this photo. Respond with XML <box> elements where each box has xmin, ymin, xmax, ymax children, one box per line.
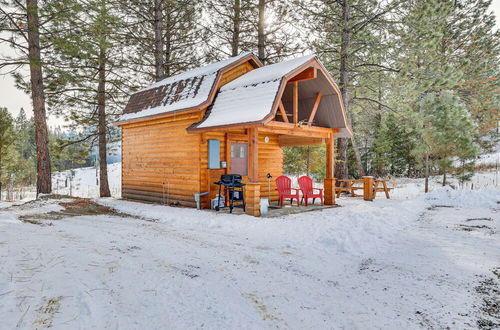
<box><xmin>50</xmin><ymin>161</ymin><xmax>499</xmax><ymax>201</ymax></box>
<box><xmin>0</xmin><ymin>159</ymin><xmax>499</xmax><ymax>328</ymax></box>
<box><xmin>0</xmin><ymin>185</ymin><xmax>498</xmax><ymax>329</ymax></box>
<box><xmin>52</xmin><ymin>162</ymin><xmax>122</xmax><ymax>198</ymax></box>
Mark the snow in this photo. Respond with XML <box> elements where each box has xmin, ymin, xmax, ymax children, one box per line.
<box><xmin>119</xmin><ymin>74</ymin><xmax>217</xmax><ymax>122</ymax></box>
<box><xmin>222</xmin><ymin>55</ymin><xmax>315</xmax><ymax>90</ymax></box>
<box><xmin>197</xmin><ymin>79</ymin><xmax>281</xmax><ymax>128</ymax></box>
<box><xmin>119</xmin><ymin>52</ymin><xmax>253</xmax><ymax>122</ymax></box>
<box><xmin>51</xmin><ymin>162</ymin><xmax>122</xmax><ymax>198</ymax></box>
<box><xmin>1</xmin><ymin>177</ymin><xmax>499</xmax><ymax>328</ymax></box>
<box><xmin>140</xmin><ymin>52</ymin><xmax>252</xmax><ymax>93</ymax></box>
<box><xmin>195</xmin><ymin>55</ymin><xmax>315</xmax><ymax>129</ymax></box>
<box><xmin>476</xmin><ymin>151</ymin><xmax>500</xmax><ymax>167</ymax></box>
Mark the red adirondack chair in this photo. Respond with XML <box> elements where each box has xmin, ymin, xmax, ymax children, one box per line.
<box><xmin>275</xmin><ymin>175</ymin><xmax>300</xmax><ymax>207</ymax></box>
<box><xmin>298</xmin><ymin>176</ymin><xmax>323</xmax><ymax>206</ymax></box>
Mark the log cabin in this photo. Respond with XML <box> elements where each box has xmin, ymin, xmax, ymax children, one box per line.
<box><xmin>115</xmin><ymin>52</ymin><xmax>352</xmax><ymax>216</ymax></box>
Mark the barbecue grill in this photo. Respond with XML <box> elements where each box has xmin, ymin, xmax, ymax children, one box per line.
<box><xmin>214</xmin><ymin>174</ymin><xmax>246</xmax><ymax>213</ymax></box>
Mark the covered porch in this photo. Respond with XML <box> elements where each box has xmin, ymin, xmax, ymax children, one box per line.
<box><xmin>188</xmin><ymin>54</ymin><xmax>352</xmax><ymax>216</ymax></box>
<box><xmin>243</xmin><ymin>122</ymin><xmax>337</xmax><ymax>216</ymax></box>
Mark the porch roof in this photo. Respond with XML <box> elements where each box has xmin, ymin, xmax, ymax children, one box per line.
<box><xmin>189</xmin><ymin>55</ymin><xmax>353</xmax><ymax>137</ymax></box>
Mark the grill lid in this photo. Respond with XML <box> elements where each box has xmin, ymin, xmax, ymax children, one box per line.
<box><xmin>220</xmin><ymin>174</ymin><xmax>242</xmax><ymax>184</ymax></box>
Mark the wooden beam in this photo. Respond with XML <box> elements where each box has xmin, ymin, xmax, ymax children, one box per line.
<box><xmin>267</xmin><ymin>121</ymin><xmax>338</xmax><ymax>134</ymax></box>
<box><xmin>287</xmin><ymin>67</ymin><xmax>317</xmax><ymax>83</ymax></box>
<box><xmin>278</xmin><ymin>135</ymin><xmax>323</xmax><ymax>147</ymax></box>
<box><xmin>293</xmin><ymin>81</ymin><xmax>298</xmax><ymax>125</ymax></box>
<box><xmin>248</xmin><ymin>128</ymin><xmax>259</xmax><ymax>183</ymax></box>
<box><xmin>278</xmin><ymin>101</ymin><xmax>289</xmax><ymax>123</ymax></box>
<box><xmin>227</xmin><ymin>133</ymin><xmax>248</xmax><ymax>141</ymax></box>
<box><xmin>259</xmin><ymin>126</ymin><xmax>329</xmax><ymax>139</ymax></box>
<box><xmin>326</xmin><ymin>133</ymin><xmax>334</xmax><ymax>179</ymax></box>
<box><xmin>308</xmin><ymin>93</ymin><xmax>322</xmax><ymax>126</ymax></box>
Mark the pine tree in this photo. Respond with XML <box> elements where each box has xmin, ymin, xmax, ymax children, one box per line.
<box><xmin>372</xmin><ymin>113</ymin><xmax>416</xmax><ymax>177</ymax></box>
<box><xmin>204</xmin><ymin>0</ymin><xmax>301</xmax><ymax>63</ymax></box>
<box><xmin>0</xmin><ymin>108</ymin><xmax>16</xmax><ymax>199</ymax></box>
<box><xmin>250</xmin><ymin>0</ymin><xmax>302</xmax><ymax>64</ymax></box>
<box><xmin>0</xmin><ymin>0</ymin><xmax>53</xmax><ymax>195</ymax></box>
<box><xmin>13</xmin><ymin>109</ymin><xmax>36</xmax><ymax>188</ymax></box>
<box><xmin>391</xmin><ymin>0</ymin><xmax>464</xmax><ymax>191</ymax></box>
<box><xmin>43</xmin><ymin>0</ymin><xmax>127</xmax><ymax>197</ymax></box>
<box><xmin>283</xmin><ymin>145</ymin><xmax>325</xmax><ymax>180</ymax></box>
<box><xmin>120</xmin><ymin>0</ymin><xmax>203</xmax><ymax>83</ymax></box>
<box><xmin>447</xmin><ymin>0</ymin><xmax>500</xmax><ymax>150</ymax></box>
<box><xmin>204</xmin><ymin>0</ymin><xmax>254</xmax><ymax>58</ymax></box>
<box><xmin>301</xmin><ymin>0</ymin><xmax>399</xmax><ymax>179</ymax></box>
<box><xmin>417</xmin><ymin>91</ymin><xmax>477</xmax><ymax>186</ymax></box>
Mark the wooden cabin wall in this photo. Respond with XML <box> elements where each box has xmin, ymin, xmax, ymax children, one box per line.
<box><xmin>256</xmin><ymin>132</ymin><xmax>283</xmax><ymax>201</ymax></box>
<box><xmin>121</xmin><ymin>112</ymin><xmax>202</xmax><ymax>207</ymax></box>
<box><xmin>218</xmin><ymin>61</ymin><xmax>254</xmax><ymax>87</ymax></box>
<box><xmin>199</xmin><ymin>130</ymin><xmax>283</xmax><ymax>209</ymax></box>
<box><xmin>121</xmin><ymin>59</ymin><xmax>276</xmax><ymax>209</ymax></box>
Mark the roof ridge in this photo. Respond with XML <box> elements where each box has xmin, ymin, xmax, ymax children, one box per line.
<box><xmin>137</xmin><ymin>52</ymin><xmax>254</xmax><ymax>93</ymax></box>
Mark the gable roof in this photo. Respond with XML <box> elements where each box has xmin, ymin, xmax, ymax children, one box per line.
<box><xmin>189</xmin><ymin>55</ymin><xmax>353</xmax><ymax>137</ymax></box>
<box><xmin>118</xmin><ymin>52</ymin><xmax>261</xmax><ymax>123</ymax></box>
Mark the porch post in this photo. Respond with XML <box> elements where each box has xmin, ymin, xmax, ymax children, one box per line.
<box><xmin>293</xmin><ymin>81</ymin><xmax>298</xmax><ymax>125</ymax></box>
<box><xmin>363</xmin><ymin>176</ymin><xmax>375</xmax><ymax>201</ymax></box>
<box><xmin>246</xmin><ymin>128</ymin><xmax>261</xmax><ymax>216</ymax></box>
<box><xmin>324</xmin><ymin>132</ymin><xmax>336</xmax><ymax>205</ymax></box>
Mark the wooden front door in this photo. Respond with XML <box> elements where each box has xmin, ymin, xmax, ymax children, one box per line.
<box><xmin>230</xmin><ymin>142</ymin><xmax>248</xmax><ymax>176</ymax></box>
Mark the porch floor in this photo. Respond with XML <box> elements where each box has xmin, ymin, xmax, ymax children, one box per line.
<box><xmin>210</xmin><ymin>200</ymin><xmax>339</xmax><ymax>217</ymax></box>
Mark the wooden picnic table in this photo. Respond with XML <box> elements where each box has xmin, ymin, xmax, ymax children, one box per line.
<box><xmin>335</xmin><ymin>178</ymin><xmax>392</xmax><ymax>199</ymax></box>
<box><xmin>335</xmin><ymin>179</ymin><xmax>364</xmax><ymax>198</ymax></box>
<box><xmin>373</xmin><ymin>179</ymin><xmax>391</xmax><ymax>199</ymax></box>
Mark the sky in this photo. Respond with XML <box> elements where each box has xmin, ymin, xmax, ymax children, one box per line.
<box><xmin>0</xmin><ymin>2</ymin><xmax>499</xmax><ymax>129</ymax></box>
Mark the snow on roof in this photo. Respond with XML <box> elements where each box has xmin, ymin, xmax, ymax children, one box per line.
<box><xmin>197</xmin><ymin>80</ymin><xmax>282</xmax><ymax>128</ymax></box>
<box><xmin>222</xmin><ymin>55</ymin><xmax>315</xmax><ymax>90</ymax></box>
<box><xmin>195</xmin><ymin>55</ymin><xmax>316</xmax><ymax>129</ymax></box>
<box><xmin>119</xmin><ymin>52</ymin><xmax>253</xmax><ymax>122</ymax></box>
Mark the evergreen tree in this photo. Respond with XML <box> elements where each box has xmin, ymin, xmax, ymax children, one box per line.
<box><xmin>204</xmin><ymin>0</ymin><xmax>254</xmax><ymax>59</ymax></box>
<box><xmin>120</xmin><ymin>0</ymin><xmax>203</xmax><ymax>83</ymax></box>
<box><xmin>204</xmin><ymin>0</ymin><xmax>301</xmax><ymax>63</ymax></box>
<box><xmin>372</xmin><ymin>113</ymin><xmax>416</xmax><ymax>177</ymax></box>
<box><xmin>43</xmin><ymin>0</ymin><xmax>128</xmax><ymax>197</ymax></box>
<box><xmin>300</xmin><ymin>0</ymin><xmax>399</xmax><ymax>179</ymax></box>
<box><xmin>0</xmin><ymin>0</ymin><xmax>54</xmax><ymax>194</ymax></box>
<box><xmin>391</xmin><ymin>0</ymin><xmax>463</xmax><ymax>191</ymax></box>
<box><xmin>417</xmin><ymin>91</ymin><xmax>477</xmax><ymax>186</ymax></box>
<box><xmin>447</xmin><ymin>0</ymin><xmax>500</xmax><ymax>151</ymax></box>
<box><xmin>283</xmin><ymin>145</ymin><xmax>325</xmax><ymax>180</ymax></box>
<box><xmin>0</xmin><ymin>108</ymin><xmax>16</xmax><ymax>199</ymax></box>
<box><xmin>13</xmin><ymin>110</ymin><xmax>36</xmax><ymax>188</ymax></box>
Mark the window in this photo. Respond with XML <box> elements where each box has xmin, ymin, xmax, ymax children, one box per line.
<box><xmin>208</xmin><ymin>139</ymin><xmax>220</xmax><ymax>169</ymax></box>
<box><xmin>230</xmin><ymin>142</ymin><xmax>248</xmax><ymax>175</ymax></box>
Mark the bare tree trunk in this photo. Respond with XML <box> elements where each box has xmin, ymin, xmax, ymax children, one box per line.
<box><xmin>442</xmin><ymin>169</ymin><xmax>446</xmax><ymax>186</ymax></box>
<box><xmin>350</xmin><ymin>137</ymin><xmax>364</xmax><ymax>177</ymax></box>
<box><xmin>231</xmin><ymin>0</ymin><xmax>241</xmax><ymax>56</ymax></box>
<box><xmin>335</xmin><ymin>0</ymin><xmax>350</xmax><ymax>180</ymax></box>
<box><xmin>154</xmin><ymin>0</ymin><xmax>165</xmax><ymax>81</ymax></box>
<box><xmin>424</xmin><ymin>153</ymin><xmax>429</xmax><ymax>193</ymax></box>
<box><xmin>0</xmin><ymin>146</ymin><xmax>2</xmax><ymax>200</ymax></box>
<box><xmin>98</xmin><ymin>45</ymin><xmax>110</xmax><ymax>197</ymax></box>
<box><xmin>164</xmin><ymin>4</ymin><xmax>171</xmax><ymax>77</ymax></box>
<box><xmin>26</xmin><ymin>0</ymin><xmax>51</xmax><ymax>195</ymax></box>
<box><xmin>257</xmin><ymin>0</ymin><xmax>265</xmax><ymax>63</ymax></box>
<box><xmin>306</xmin><ymin>147</ymin><xmax>310</xmax><ymax>176</ymax></box>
